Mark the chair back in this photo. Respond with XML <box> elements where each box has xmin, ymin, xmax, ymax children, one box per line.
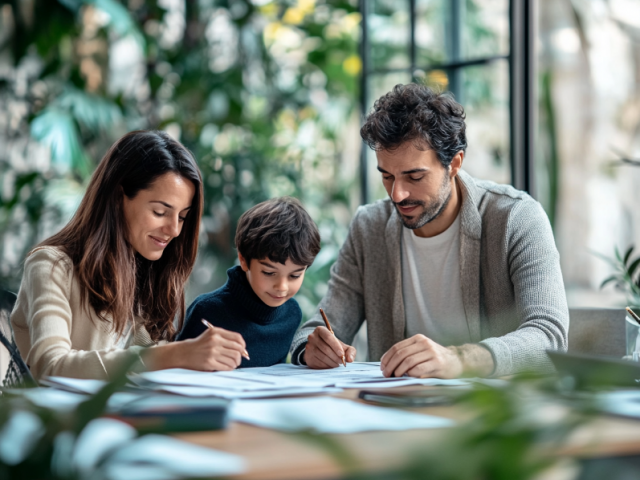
<box><xmin>568</xmin><ymin>307</ymin><xmax>627</xmax><ymax>357</ymax></box>
<box><xmin>0</xmin><ymin>290</ymin><xmax>36</xmax><ymax>388</ymax></box>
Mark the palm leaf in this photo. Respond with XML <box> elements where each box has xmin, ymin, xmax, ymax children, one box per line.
<box><xmin>30</xmin><ymin>108</ymin><xmax>91</xmax><ymax>177</ymax></box>
<box><xmin>91</xmin><ymin>0</ymin><xmax>145</xmax><ymax>49</ymax></box>
<box><xmin>628</xmin><ymin>257</ymin><xmax>640</xmax><ymax>279</ymax></box>
<box><xmin>58</xmin><ymin>88</ymin><xmax>122</xmax><ymax>133</ymax></box>
<box><xmin>599</xmin><ymin>275</ymin><xmax>619</xmax><ymax>290</ymax></box>
<box><xmin>623</xmin><ymin>246</ymin><xmax>634</xmax><ymax>267</ymax></box>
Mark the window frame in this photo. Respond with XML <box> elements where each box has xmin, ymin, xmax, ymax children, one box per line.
<box><xmin>358</xmin><ymin>0</ymin><xmax>536</xmax><ymax>203</ymax></box>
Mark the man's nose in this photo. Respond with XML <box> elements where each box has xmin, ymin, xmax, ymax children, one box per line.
<box><xmin>390</xmin><ymin>181</ymin><xmax>410</xmax><ymax>203</ymax></box>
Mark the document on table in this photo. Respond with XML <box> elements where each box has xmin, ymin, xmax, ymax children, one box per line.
<box><xmin>596</xmin><ymin>390</ymin><xmax>640</xmax><ymax>418</ymax></box>
<box><xmin>154</xmin><ymin>384</ymin><xmax>343</xmax><ymax>399</ymax></box>
<box><xmin>40</xmin><ymin>377</ymin><xmax>107</xmax><ymax>394</ymax></box>
<box><xmin>131</xmin><ymin>362</ymin><xmax>471</xmax><ymax>397</ymax></box>
<box><xmin>230</xmin><ymin>396</ymin><xmax>455</xmax><ymax>433</ymax></box>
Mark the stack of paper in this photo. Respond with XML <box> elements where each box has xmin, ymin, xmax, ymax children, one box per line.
<box><xmin>131</xmin><ymin>362</ymin><xmax>469</xmax><ymax>398</ymax></box>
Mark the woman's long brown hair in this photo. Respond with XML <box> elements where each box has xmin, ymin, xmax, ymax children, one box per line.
<box><xmin>36</xmin><ymin>130</ymin><xmax>203</xmax><ymax>341</ymax></box>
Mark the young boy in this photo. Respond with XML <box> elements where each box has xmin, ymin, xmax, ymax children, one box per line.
<box><xmin>177</xmin><ymin>196</ymin><xmax>321</xmax><ymax>368</ymax></box>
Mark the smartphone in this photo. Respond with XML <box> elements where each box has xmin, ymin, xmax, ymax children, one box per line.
<box><xmin>358</xmin><ymin>388</ymin><xmax>462</xmax><ymax>407</ymax></box>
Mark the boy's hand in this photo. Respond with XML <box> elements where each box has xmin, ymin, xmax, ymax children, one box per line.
<box><xmin>179</xmin><ymin>324</ymin><xmax>248</xmax><ymax>371</ymax></box>
<box><xmin>304</xmin><ymin>326</ymin><xmax>356</xmax><ymax>369</ymax></box>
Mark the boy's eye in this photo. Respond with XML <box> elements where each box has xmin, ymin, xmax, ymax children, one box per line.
<box><xmin>290</xmin><ymin>274</ymin><xmax>301</xmax><ymax>279</ymax></box>
<box><xmin>262</xmin><ymin>271</ymin><xmax>275</xmax><ymax>276</ymax></box>
<box><xmin>409</xmin><ymin>176</ymin><xmax>424</xmax><ymax>182</ymax></box>
<box><xmin>383</xmin><ymin>175</ymin><xmax>393</xmax><ymax>181</ymax></box>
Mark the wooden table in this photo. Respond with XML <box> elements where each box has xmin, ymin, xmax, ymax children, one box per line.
<box><xmin>175</xmin><ymin>388</ymin><xmax>640</xmax><ymax>480</ymax></box>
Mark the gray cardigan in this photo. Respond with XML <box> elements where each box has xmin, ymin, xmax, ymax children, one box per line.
<box><xmin>290</xmin><ymin>170</ymin><xmax>569</xmax><ymax>377</ymax></box>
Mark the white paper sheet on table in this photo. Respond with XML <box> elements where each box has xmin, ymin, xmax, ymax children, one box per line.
<box><xmin>133</xmin><ymin>362</ymin><xmax>472</xmax><ymax>394</ymax></box>
<box><xmin>596</xmin><ymin>390</ymin><xmax>640</xmax><ymax>418</ymax></box>
<box><xmin>230</xmin><ymin>396</ymin><xmax>455</xmax><ymax>433</ymax></box>
<box><xmin>40</xmin><ymin>376</ymin><xmax>107</xmax><ymax>394</ymax></box>
<box><xmin>156</xmin><ymin>384</ymin><xmax>343</xmax><ymax>399</ymax></box>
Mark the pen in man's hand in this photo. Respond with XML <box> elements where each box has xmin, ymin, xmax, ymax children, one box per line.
<box><xmin>201</xmin><ymin>318</ymin><xmax>250</xmax><ymax>360</ymax></box>
<box><xmin>319</xmin><ymin>308</ymin><xmax>346</xmax><ymax>367</ymax></box>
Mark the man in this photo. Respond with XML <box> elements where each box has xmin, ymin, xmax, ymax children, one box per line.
<box><xmin>290</xmin><ymin>83</ymin><xmax>569</xmax><ymax>378</ymax></box>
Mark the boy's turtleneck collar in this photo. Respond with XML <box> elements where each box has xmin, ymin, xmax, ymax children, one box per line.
<box><xmin>225</xmin><ymin>265</ymin><xmax>286</xmax><ymax>325</ymax></box>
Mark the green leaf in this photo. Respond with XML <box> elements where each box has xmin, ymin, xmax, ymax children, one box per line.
<box><xmin>599</xmin><ymin>275</ymin><xmax>619</xmax><ymax>290</ymax></box>
<box><xmin>615</xmin><ymin>246</ymin><xmax>622</xmax><ymax>263</ymax></box>
<box><xmin>591</xmin><ymin>250</ymin><xmax>621</xmax><ymax>269</ymax></box>
<box><xmin>30</xmin><ymin>108</ymin><xmax>91</xmax><ymax>177</ymax></box>
<box><xmin>629</xmin><ymin>257</ymin><xmax>640</xmax><ymax>278</ymax></box>
<box><xmin>73</xmin><ymin>354</ymin><xmax>141</xmax><ymax>434</ymax></box>
<box><xmin>90</xmin><ymin>0</ymin><xmax>146</xmax><ymax>49</ymax></box>
<box><xmin>624</xmin><ymin>246</ymin><xmax>634</xmax><ymax>267</ymax></box>
<box><xmin>57</xmin><ymin>0</ymin><xmax>83</xmax><ymax>11</ymax></box>
<box><xmin>58</xmin><ymin>89</ymin><xmax>122</xmax><ymax>133</ymax></box>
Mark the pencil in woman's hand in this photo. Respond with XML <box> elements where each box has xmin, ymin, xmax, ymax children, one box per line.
<box><xmin>201</xmin><ymin>318</ymin><xmax>250</xmax><ymax>360</ymax></box>
<box><xmin>319</xmin><ymin>308</ymin><xmax>346</xmax><ymax>367</ymax></box>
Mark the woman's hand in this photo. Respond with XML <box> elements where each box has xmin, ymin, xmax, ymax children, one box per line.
<box><xmin>145</xmin><ymin>325</ymin><xmax>248</xmax><ymax>371</ymax></box>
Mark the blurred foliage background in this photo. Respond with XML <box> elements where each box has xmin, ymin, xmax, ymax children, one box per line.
<box><xmin>0</xmin><ymin>0</ymin><xmax>506</xmax><ymax>321</ymax></box>
<box><xmin>0</xmin><ymin>0</ymin><xmax>363</xmax><ymax>318</ymax></box>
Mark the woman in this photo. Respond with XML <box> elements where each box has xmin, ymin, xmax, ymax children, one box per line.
<box><xmin>10</xmin><ymin>130</ymin><xmax>247</xmax><ymax>380</ymax></box>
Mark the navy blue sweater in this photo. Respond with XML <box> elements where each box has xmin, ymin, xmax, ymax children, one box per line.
<box><xmin>177</xmin><ymin>265</ymin><xmax>302</xmax><ymax>368</ymax></box>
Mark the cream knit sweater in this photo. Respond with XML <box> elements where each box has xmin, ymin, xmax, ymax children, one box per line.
<box><xmin>10</xmin><ymin>247</ymin><xmax>158</xmax><ymax>380</ymax></box>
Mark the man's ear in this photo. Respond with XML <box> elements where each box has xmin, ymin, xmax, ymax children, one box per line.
<box><xmin>449</xmin><ymin>150</ymin><xmax>464</xmax><ymax>178</ymax></box>
<box><xmin>238</xmin><ymin>252</ymin><xmax>250</xmax><ymax>272</ymax></box>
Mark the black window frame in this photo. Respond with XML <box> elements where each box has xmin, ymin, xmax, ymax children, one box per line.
<box><xmin>358</xmin><ymin>0</ymin><xmax>536</xmax><ymax>204</ymax></box>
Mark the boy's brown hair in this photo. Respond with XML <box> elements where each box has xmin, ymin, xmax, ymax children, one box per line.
<box><xmin>235</xmin><ymin>197</ymin><xmax>321</xmax><ymax>267</ymax></box>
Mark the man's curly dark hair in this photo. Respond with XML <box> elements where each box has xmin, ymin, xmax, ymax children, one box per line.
<box><xmin>360</xmin><ymin>83</ymin><xmax>467</xmax><ymax>168</ymax></box>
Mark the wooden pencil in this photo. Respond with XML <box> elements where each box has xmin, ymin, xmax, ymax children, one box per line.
<box><xmin>319</xmin><ymin>308</ymin><xmax>346</xmax><ymax>367</ymax></box>
<box><xmin>201</xmin><ymin>318</ymin><xmax>250</xmax><ymax>360</ymax></box>
<box><xmin>627</xmin><ymin>307</ymin><xmax>640</xmax><ymax>324</ymax></box>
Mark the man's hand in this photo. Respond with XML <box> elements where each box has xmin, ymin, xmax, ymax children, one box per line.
<box><xmin>380</xmin><ymin>334</ymin><xmax>461</xmax><ymax>378</ymax></box>
<box><xmin>304</xmin><ymin>326</ymin><xmax>356</xmax><ymax>369</ymax></box>
<box><xmin>380</xmin><ymin>334</ymin><xmax>495</xmax><ymax>378</ymax></box>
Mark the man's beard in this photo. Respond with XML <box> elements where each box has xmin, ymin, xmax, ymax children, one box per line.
<box><xmin>394</xmin><ymin>173</ymin><xmax>452</xmax><ymax>230</ymax></box>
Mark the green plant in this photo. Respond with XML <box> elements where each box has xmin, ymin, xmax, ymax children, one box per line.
<box><xmin>0</xmin><ymin>356</ymin><xmax>135</xmax><ymax>479</ymax></box>
<box><xmin>296</xmin><ymin>375</ymin><xmax>594</xmax><ymax>480</ymax></box>
<box><xmin>598</xmin><ymin>245</ymin><xmax>640</xmax><ymax>309</ymax></box>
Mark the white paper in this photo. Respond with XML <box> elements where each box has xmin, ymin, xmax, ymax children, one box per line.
<box><xmin>597</xmin><ymin>390</ymin><xmax>640</xmax><ymax>418</ymax></box>
<box><xmin>230</xmin><ymin>396</ymin><xmax>455</xmax><ymax>433</ymax></box>
<box><xmin>134</xmin><ymin>362</ymin><xmax>473</xmax><ymax>392</ymax></box>
<box><xmin>210</xmin><ymin>362</ymin><xmax>403</xmax><ymax>388</ymax></box>
<box><xmin>41</xmin><ymin>376</ymin><xmax>107</xmax><ymax>394</ymax></box>
<box><xmin>156</xmin><ymin>384</ymin><xmax>343</xmax><ymax>399</ymax></box>
<box><xmin>333</xmin><ymin>377</ymin><xmax>470</xmax><ymax>389</ymax></box>
<box><xmin>133</xmin><ymin>369</ymin><xmax>284</xmax><ymax>390</ymax></box>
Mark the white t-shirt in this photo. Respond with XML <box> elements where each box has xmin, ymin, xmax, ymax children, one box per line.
<box><xmin>401</xmin><ymin>213</ymin><xmax>471</xmax><ymax>346</ymax></box>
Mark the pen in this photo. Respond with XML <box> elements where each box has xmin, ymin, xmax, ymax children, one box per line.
<box><xmin>201</xmin><ymin>318</ymin><xmax>250</xmax><ymax>361</ymax></box>
<box><xmin>627</xmin><ymin>307</ymin><xmax>640</xmax><ymax>324</ymax></box>
<box><xmin>319</xmin><ymin>308</ymin><xmax>346</xmax><ymax>367</ymax></box>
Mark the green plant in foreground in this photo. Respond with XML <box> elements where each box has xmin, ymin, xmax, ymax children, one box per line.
<box><xmin>598</xmin><ymin>245</ymin><xmax>640</xmax><ymax>309</ymax></box>
<box><xmin>0</xmin><ymin>356</ymin><xmax>137</xmax><ymax>480</ymax></box>
<box><xmin>298</xmin><ymin>375</ymin><xmax>593</xmax><ymax>480</ymax></box>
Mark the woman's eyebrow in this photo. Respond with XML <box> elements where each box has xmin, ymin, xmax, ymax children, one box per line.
<box><xmin>151</xmin><ymin>200</ymin><xmax>174</xmax><ymax>209</ymax></box>
<box><xmin>150</xmin><ymin>200</ymin><xmax>192</xmax><ymax>211</ymax></box>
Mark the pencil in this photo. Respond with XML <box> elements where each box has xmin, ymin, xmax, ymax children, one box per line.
<box><xmin>319</xmin><ymin>308</ymin><xmax>346</xmax><ymax>367</ymax></box>
<box><xmin>627</xmin><ymin>307</ymin><xmax>640</xmax><ymax>324</ymax></box>
<box><xmin>201</xmin><ymin>318</ymin><xmax>250</xmax><ymax>361</ymax></box>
